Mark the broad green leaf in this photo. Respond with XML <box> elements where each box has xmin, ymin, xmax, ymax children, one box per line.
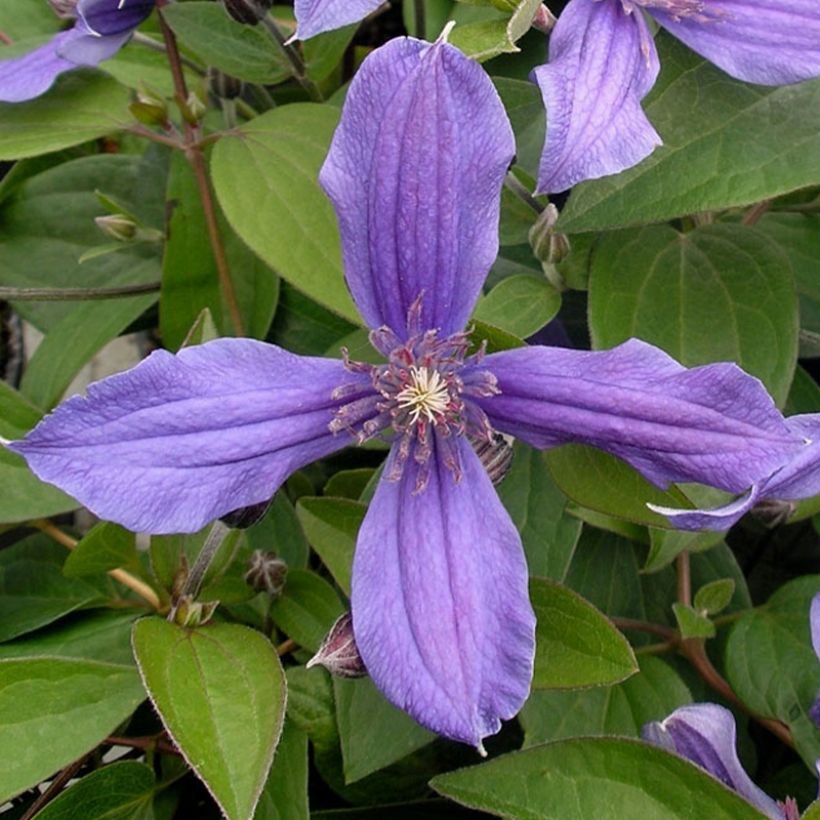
<box><xmin>334</xmin><ymin>677</ymin><xmax>434</xmax><ymax>784</ymax></box>
<box><xmin>324</xmin><ymin>468</ymin><xmax>376</xmax><ymax>500</ymax></box>
<box><xmin>285</xmin><ymin>667</ymin><xmax>338</xmax><ymax>752</ymax></box>
<box><xmin>0</xmin><ymin>610</ymin><xmax>138</xmax><ymax>666</ymax></box>
<box><xmin>431</xmin><ymin>737</ymin><xmax>768</xmax><ymax>819</ymax></box>
<box><xmin>246</xmin><ymin>492</ymin><xmax>310</xmax><ymax>571</ymax></box>
<box><xmin>546</xmin><ymin>445</ymin><xmax>693</xmax><ymax>528</ymax></box>
<box><xmin>63</xmin><ymin>522</ymin><xmax>139</xmax><ymax>578</ymax></box>
<box><xmin>0</xmin><ymin>537</ymin><xmax>101</xmax><ymax>642</ymax></box>
<box><xmin>725</xmin><ymin>576</ymin><xmax>820</xmax><ymax>768</ymax></box>
<box><xmin>672</xmin><ymin>602</ymin><xmax>715</xmax><ymax>639</ymax></box>
<box><xmin>0</xmin><ymin>0</ymin><xmax>60</xmax><ymax>38</ymax></box>
<box><xmin>495</xmin><ymin>444</ymin><xmax>581</xmax><ymax>580</ymax></box>
<box><xmin>469</xmin><ymin>318</ymin><xmax>526</xmax><ymax>353</ymax></box>
<box><xmin>35</xmin><ymin>761</ymin><xmax>156</xmax><ymax>820</ymax></box>
<box><xmin>296</xmin><ymin>497</ymin><xmax>365</xmax><ymax>595</ymax></box>
<box><xmin>0</xmin><ymin>380</ymin><xmax>41</xmax><ymax>437</ymax></box>
<box><xmin>473</xmin><ymin>274</ymin><xmax>560</xmax><ymax>339</ymax></box>
<box><xmin>0</xmin><ymin>153</ymin><xmax>163</xmax><ymax>332</ymax></box>
<box><xmin>693</xmin><ymin>578</ymin><xmax>735</xmax><ymax>616</ymax></box>
<box><xmin>493</xmin><ymin>77</ymin><xmax>544</xmax><ymax>180</ymax></box>
<box><xmin>0</xmin><ymin>72</ymin><xmax>132</xmax><ymax>160</ymax></box>
<box><xmin>269</xmin><ymin>569</ymin><xmax>343</xmax><ymax>652</ymax></box>
<box><xmin>530</xmin><ymin>578</ymin><xmax>637</xmax><ymax>689</ymax></box>
<box><xmin>449</xmin><ymin>0</ymin><xmax>540</xmax><ymax>61</ymax></box>
<box><xmin>0</xmin><ymin>658</ymin><xmax>145</xmax><ymax>803</ymax></box>
<box><xmin>101</xmin><ymin>41</ymin><xmax>197</xmax><ymax>97</ymax></box>
<box><xmin>254</xmin><ymin>721</ymin><xmax>308</xmax><ymax>820</ymax></box>
<box><xmin>588</xmin><ymin>223</ymin><xmax>798</xmax><ymax>406</ymax></box>
<box><xmin>211</xmin><ymin>105</ymin><xmax>360</xmax><ymax>323</ymax></box>
<box><xmin>520</xmin><ymin>656</ymin><xmax>692</xmax><ymax>747</ymax></box>
<box><xmin>559</xmin><ymin>35</ymin><xmax>820</xmax><ymax>234</ymax></box>
<box><xmin>162</xmin><ymin>2</ymin><xmax>290</xmax><ymax>85</ymax></box>
<box><xmin>132</xmin><ymin>618</ymin><xmax>287</xmax><ymax>820</ymax></box>
<box><xmin>804</xmin><ymin>800</ymin><xmax>820</xmax><ymax>820</ymax></box>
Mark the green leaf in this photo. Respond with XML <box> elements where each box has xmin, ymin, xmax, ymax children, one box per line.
<box><xmin>559</xmin><ymin>34</ymin><xmax>820</xmax><ymax>233</ymax></box>
<box><xmin>296</xmin><ymin>497</ymin><xmax>365</xmax><ymax>595</ymax></box>
<box><xmin>520</xmin><ymin>656</ymin><xmax>692</xmax><ymax>747</ymax></box>
<box><xmin>493</xmin><ymin>77</ymin><xmax>544</xmax><ymax>180</ymax></box>
<box><xmin>472</xmin><ymin>274</ymin><xmax>560</xmax><ymax>339</ymax></box>
<box><xmin>246</xmin><ymin>492</ymin><xmax>310</xmax><ymax>570</ymax></box>
<box><xmin>0</xmin><ymin>72</ymin><xmax>132</xmax><ymax>160</ymax></box>
<box><xmin>431</xmin><ymin>737</ymin><xmax>768</xmax><ymax>819</ymax></box>
<box><xmin>803</xmin><ymin>800</ymin><xmax>820</xmax><ymax>820</ymax></box>
<box><xmin>324</xmin><ymin>468</ymin><xmax>376</xmax><ymax>500</ymax></box>
<box><xmin>0</xmin><ymin>1</ymin><xmax>60</xmax><ymax>38</ymax></box>
<box><xmin>644</xmin><ymin>527</ymin><xmax>723</xmax><ymax>574</ymax></box>
<box><xmin>449</xmin><ymin>0</ymin><xmax>540</xmax><ymax>61</ymax></box>
<box><xmin>588</xmin><ymin>223</ymin><xmax>798</xmax><ymax>406</ymax></box>
<box><xmin>0</xmin><ymin>658</ymin><xmax>145</xmax><ymax>804</ymax></box>
<box><xmin>334</xmin><ymin>677</ymin><xmax>434</xmax><ymax>784</ymax></box>
<box><xmin>672</xmin><ymin>602</ymin><xmax>716</xmax><ymax>639</ymax></box>
<box><xmin>35</xmin><ymin>761</ymin><xmax>156</xmax><ymax>820</ymax></box>
<box><xmin>285</xmin><ymin>667</ymin><xmax>338</xmax><ymax>752</ymax></box>
<box><xmin>269</xmin><ymin>569</ymin><xmax>343</xmax><ymax>652</ymax></box>
<box><xmin>132</xmin><ymin>618</ymin><xmax>287</xmax><ymax>820</ymax></box>
<box><xmin>530</xmin><ymin>578</ymin><xmax>637</xmax><ymax>690</ymax></box>
<box><xmin>693</xmin><ymin>579</ymin><xmax>735</xmax><ymax>616</ymax></box>
<box><xmin>63</xmin><ymin>522</ymin><xmax>139</xmax><ymax>578</ymax></box>
<box><xmin>211</xmin><ymin>104</ymin><xmax>360</xmax><ymax>323</ymax></box>
<box><xmin>0</xmin><ymin>536</ymin><xmax>101</xmax><ymax>643</ymax></box>
<box><xmin>495</xmin><ymin>444</ymin><xmax>581</xmax><ymax>580</ymax></box>
<box><xmin>0</xmin><ymin>380</ymin><xmax>41</xmax><ymax>437</ymax></box>
<box><xmin>725</xmin><ymin>576</ymin><xmax>820</xmax><ymax>769</ymax></box>
<box><xmin>162</xmin><ymin>2</ymin><xmax>290</xmax><ymax>85</ymax></box>
<box><xmin>254</xmin><ymin>721</ymin><xmax>308</xmax><ymax>820</ymax></box>
<box><xmin>546</xmin><ymin>445</ymin><xmax>693</xmax><ymax>528</ymax></box>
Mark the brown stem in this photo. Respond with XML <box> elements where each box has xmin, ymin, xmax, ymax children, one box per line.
<box><xmin>0</xmin><ymin>283</ymin><xmax>160</xmax><ymax>302</ymax></box>
<box><xmin>505</xmin><ymin>172</ymin><xmax>544</xmax><ymax>215</ymax></box>
<box><xmin>0</xmin><ymin>30</ymin><xmax>12</xmax><ymax>46</ymax></box>
<box><xmin>742</xmin><ymin>200</ymin><xmax>771</xmax><ymax>226</ymax></box>
<box><xmin>127</xmin><ymin>125</ymin><xmax>184</xmax><ymax>150</ymax></box>
<box><xmin>276</xmin><ymin>638</ymin><xmax>297</xmax><ymax>657</ymax></box>
<box><xmin>156</xmin><ymin>3</ymin><xmax>246</xmax><ymax>337</ymax></box>
<box><xmin>20</xmin><ymin>756</ymin><xmax>86</xmax><ymax>820</ymax></box>
<box><xmin>34</xmin><ymin>520</ymin><xmax>162</xmax><ymax>610</ymax></box>
<box><xmin>611</xmin><ymin>617</ymin><xmax>677</xmax><ymax>642</ymax></box>
<box><xmin>681</xmin><ymin>639</ymin><xmax>793</xmax><ymax>748</ymax></box>
<box><xmin>676</xmin><ymin>550</ymin><xmax>692</xmax><ymax>606</ymax></box>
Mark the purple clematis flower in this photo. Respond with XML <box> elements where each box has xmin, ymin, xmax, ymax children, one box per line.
<box><xmin>0</xmin><ymin>0</ymin><xmax>154</xmax><ymax>103</ymax></box>
<box><xmin>811</xmin><ymin>592</ymin><xmax>820</xmax><ymax>727</ymax></box>
<box><xmin>643</xmin><ymin>704</ymin><xmax>801</xmax><ymax>819</ymax></box>
<box><xmin>292</xmin><ymin>0</ymin><xmax>384</xmax><ymax>41</ymax></box>
<box><xmin>648</xmin><ymin>414</ymin><xmax>820</xmax><ymax>531</ymax></box>
<box><xmin>6</xmin><ymin>35</ymin><xmax>809</xmax><ymax>747</ymax></box>
<box><xmin>533</xmin><ymin>0</ymin><xmax>820</xmax><ymax>192</ymax></box>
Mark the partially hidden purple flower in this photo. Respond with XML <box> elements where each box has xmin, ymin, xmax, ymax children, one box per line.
<box><xmin>643</xmin><ymin>704</ymin><xmax>800</xmax><ymax>819</ymax></box>
<box><xmin>533</xmin><ymin>0</ymin><xmax>820</xmax><ymax>192</ymax></box>
<box><xmin>811</xmin><ymin>592</ymin><xmax>820</xmax><ymax>727</ymax></box>
<box><xmin>648</xmin><ymin>414</ymin><xmax>820</xmax><ymax>530</ymax></box>
<box><xmin>292</xmin><ymin>0</ymin><xmax>384</xmax><ymax>41</ymax></box>
<box><xmin>7</xmin><ymin>36</ymin><xmax>808</xmax><ymax>747</ymax></box>
<box><xmin>0</xmin><ymin>0</ymin><xmax>154</xmax><ymax>103</ymax></box>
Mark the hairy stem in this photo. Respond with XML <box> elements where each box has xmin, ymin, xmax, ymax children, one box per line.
<box><xmin>34</xmin><ymin>520</ymin><xmax>162</xmax><ymax>610</ymax></box>
<box><xmin>504</xmin><ymin>172</ymin><xmax>545</xmax><ymax>215</ymax></box>
<box><xmin>611</xmin><ymin>616</ymin><xmax>677</xmax><ymax>641</ymax></box>
<box><xmin>276</xmin><ymin>638</ymin><xmax>298</xmax><ymax>657</ymax></box>
<box><xmin>0</xmin><ymin>283</ymin><xmax>160</xmax><ymax>302</ymax></box>
<box><xmin>156</xmin><ymin>3</ymin><xmax>246</xmax><ymax>337</ymax></box>
<box><xmin>20</xmin><ymin>756</ymin><xmax>87</xmax><ymax>820</ymax></box>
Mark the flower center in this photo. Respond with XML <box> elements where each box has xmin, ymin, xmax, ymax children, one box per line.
<box><xmin>395</xmin><ymin>366</ymin><xmax>453</xmax><ymax>424</ymax></box>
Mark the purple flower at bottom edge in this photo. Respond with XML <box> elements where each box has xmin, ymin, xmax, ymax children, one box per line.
<box><xmin>643</xmin><ymin>704</ymin><xmax>804</xmax><ymax>820</ymax></box>
<box><xmin>0</xmin><ymin>0</ymin><xmax>154</xmax><ymax>103</ymax></box>
<box><xmin>532</xmin><ymin>0</ymin><xmax>820</xmax><ymax>192</ymax></box>
<box><xmin>7</xmin><ymin>36</ymin><xmax>810</xmax><ymax>748</ymax></box>
<box><xmin>812</xmin><ymin>593</ymin><xmax>820</xmax><ymax>727</ymax></box>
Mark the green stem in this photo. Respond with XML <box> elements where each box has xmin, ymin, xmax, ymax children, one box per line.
<box><xmin>504</xmin><ymin>172</ymin><xmax>544</xmax><ymax>215</ymax></box>
<box><xmin>0</xmin><ymin>283</ymin><xmax>160</xmax><ymax>301</ymax></box>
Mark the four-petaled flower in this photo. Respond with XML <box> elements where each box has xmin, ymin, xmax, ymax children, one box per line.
<box><xmin>8</xmin><ymin>35</ymin><xmax>810</xmax><ymax>747</ymax></box>
<box><xmin>532</xmin><ymin>0</ymin><xmax>820</xmax><ymax>192</ymax></box>
<box><xmin>0</xmin><ymin>0</ymin><xmax>154</xmax><ymax>103</ymax></box>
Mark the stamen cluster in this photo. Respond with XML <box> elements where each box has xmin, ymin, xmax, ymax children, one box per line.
<box><xmin>330</xmin><ymin>324</ymin><xmax>500</xmax><ymax>493</ymax></box>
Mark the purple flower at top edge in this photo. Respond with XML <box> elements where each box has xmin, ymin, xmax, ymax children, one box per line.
<box><xmin>292</xmin><ymin>0</ymin><xmax>384</xmax><ymax>41</ymax></box>
<box><xmin>0</xmin><ymin>0</ymin><xmax>154</xmax><ymax>103</ymax></box>
<box><xmin>533</xmin><ymin>0</ymin><xmax>820</xmax><ymax>193</ymax></box>
<box><xmin>643</xmin><ymin>704</ymin><xmax>800</xmax><ymax>819</ymax></box>
<box><xmin>6</xmin><ymin>35</ymin><xmax>811</xmax><ymax>748</ymax></box>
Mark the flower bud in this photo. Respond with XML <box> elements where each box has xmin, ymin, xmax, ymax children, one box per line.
<box><xmin>49</xmin><ymin>0</ymin><xmax>78</xmax><ymax>19</ymax></box>
<box><xmin>173</xmin><ymin>596</ymin><xmax>219</xmax><ymax>627</ymax></box>
<box><xmin>529</xmin><ymin>203</ymin><xmax>570</xmax><ymax>267</ymax></box>
<box><xmin>183</xmin><ymin>90</ymin><xmax>208</xmax><ymax>124</ymax></box>
<box><xmin>222</xmin><ymin>0</ymin><xmax>273</xmax><ymax>25</ymax></box>
<box><xmin>531</xmin><ymin>4</ymin><xmax>557</xmax><ymax>34</ymax></box>
<box><xmin>95</xmin><ymin>214</ymin><xmax>138</xmax><ymax>242</ymax></box>
<box><xmin>130</xmin><ymin>88</ymin><xmax>169</xmax><ymax>127</ymax></box>
<box><xmin>307</xmin><ymin>612</ymin><xmax>367</xmax><ymax>678</ymax></box>
<box><xmin>244</xmin><ymin>550</ymin><xmax>288</xmax><ymax>596</ymax></box>
<box><xmin>751</xmin><ymin>498</ymin><xmax>796</xmax><ymax>528</ymax></box>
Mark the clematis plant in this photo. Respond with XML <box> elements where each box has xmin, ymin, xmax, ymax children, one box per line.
<box><xmin>0</xmin><ymin>0</ymin><xmax>154</xmax><ymax>103</ymax></box>
<box><xmin>6</xmin><ymin>34</ymin><xmax>811</xmax><ymax>747</ymax></box>
<box><xmin>533</xmin><ymin>0</ymin><xmax>820</xmax><ymax>192</ymax></box>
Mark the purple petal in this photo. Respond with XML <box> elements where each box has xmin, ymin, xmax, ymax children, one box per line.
<box><xmin>474</xmin><ymin>340</ymin><xmax>802</xmax><ymax>516</ymax></box>
<box><xmin>811</xmin><ymin>593</ymin><xmax>820</xmax><ymax>663</ymax></box>
<box><xmin>0</xmin><ymin>31</ymin><xmax>80</xmax><ymax>103</ymax></box>
<box><xmin>531</xmin><ymin>0</ymin><xmax>661</xmax><ymax>193</ymax></box>
<box><xmin>642</xmin><ymin>704</ymin><xmax>782</xmax><ymax>819</ymax></box>
<box><xmin>57</xmin><ymin>28</ymin><xmax>133</xmax><ymax>65</ymax></box>
<box><xmin>650</xmin><ymin>0</ymin><xmax>820</xmax><ymax>86</ymax></box>
<box><xmin>9</xmin><ymin>339</ymin><xmax>373</xmax><ymax>533</ymax></box>
<box><xmin>760</xmin><ymin>415</ymin><xmax>820</xmax><ymax>501</ymax></box>
<box><xmin>293</xmin><ymin>0</ymin><xmax>383</xmax><ymax>40</ymax></box>
<box><xmin>320</xmin><ymin>36</ymin><xmax>514</xmax><ymax>339</ymax></box>
<box><xmin>647</xmin><ymin>486</ymin><xmax>761</xmax><ymax>532</ymax></box>
<box><xmin>77</xmin><ymin>0</ymin><xmax>154</xmax><ymax>36</ymax></box>
<box><xmin>351</xmin><ymin>437</ymin><xmax>535</xmax><ymax>748</ymax></box>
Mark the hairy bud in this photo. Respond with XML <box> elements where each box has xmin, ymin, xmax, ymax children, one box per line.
<box><xmin>531</xmin><ymin>4</ymin><xmax>557</xmax><ymax>33</ymax></box>
<box><xmin>222</xmin><ymin>0</ymin><xmax>273</xmax><ymax>25</ymax></box>
<box><xmin>244</xmin><ymin>550</ymin><xmax>288</xmax><ymax>596</ymax></box>
<box><xmin>130</xmin><ymin>87</ymin><xmax>168</xmax><ymax>127</ymax></box>
<box><xmin>307</xmin><ymin>612</ymin><xmax>367</xmax><ymax>678</ymax></box>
